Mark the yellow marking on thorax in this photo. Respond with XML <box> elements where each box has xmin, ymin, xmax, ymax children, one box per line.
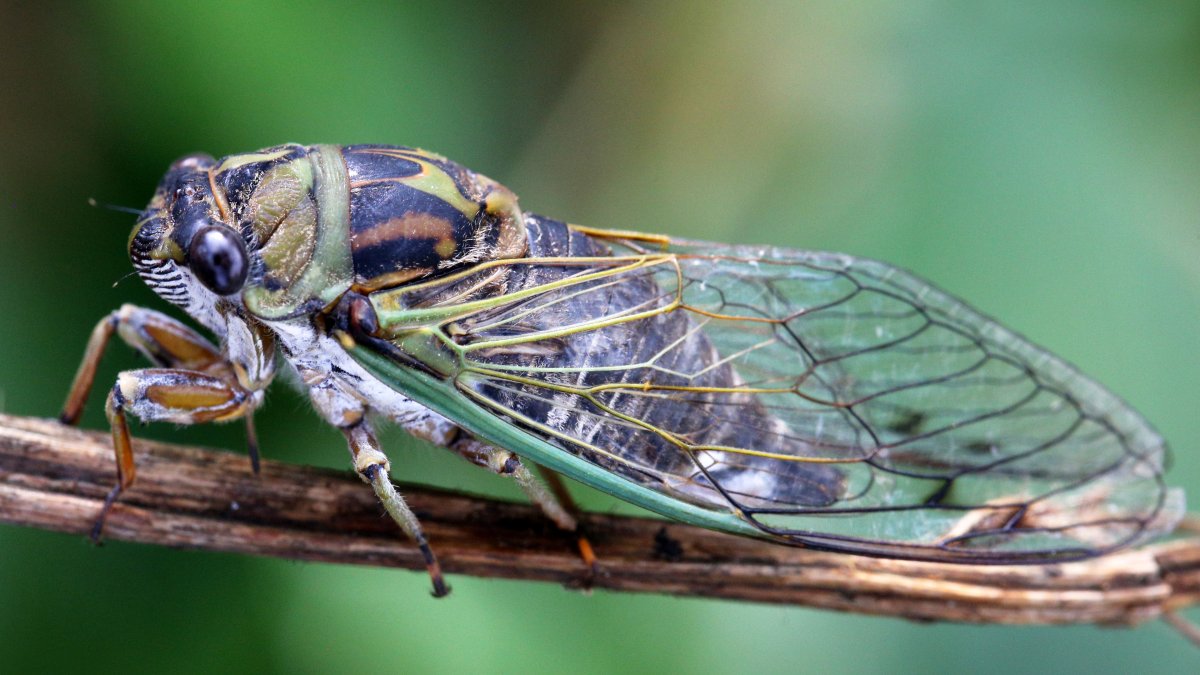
<box><xmin>354</xmin><ymin>213</ymin><xmax>455</xmax><ymax>249</ymax></box>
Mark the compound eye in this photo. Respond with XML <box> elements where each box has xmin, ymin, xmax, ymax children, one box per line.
<box><xmin>187</xmin><ymin>226</ymin><xmax>248</xmax><ymax>295</ymax></box>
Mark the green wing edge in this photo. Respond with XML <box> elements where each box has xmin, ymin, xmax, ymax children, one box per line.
<box><xmin>344</xmin><ymin>340</ymin><xmax>768</xmax><ymax>542</ymax></box>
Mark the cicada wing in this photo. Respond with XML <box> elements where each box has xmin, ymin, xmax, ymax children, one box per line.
<box><xmin>373</xmin><ymin>218</ymin><xmax>1183</xmax><ymax>563</ymax></box>
<box><xmin>655</xmin><ymin>236</ymin><xmax>1182</xmax><ymax>559</ymax></box>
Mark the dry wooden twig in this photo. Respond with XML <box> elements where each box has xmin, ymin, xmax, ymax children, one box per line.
<box><xmin>1</xmin><ymin>412</ymin><xmax>1198</xmax><ymax>630</ymax></box>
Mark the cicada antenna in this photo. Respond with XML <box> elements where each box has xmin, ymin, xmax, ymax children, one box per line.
<box><xmin>87</xmin><ymin>197</ymin><xmax>142</xmax><ymax>215</ymax></box>
<box><xmin>88</xmin><ymin>198</ymin><xmax>146</xmax><ymax>288</ymax></box>
<box><xmin>111</xmin><ymin>271</ymin><xmax>140</xmax><ymax>289</ymax></box>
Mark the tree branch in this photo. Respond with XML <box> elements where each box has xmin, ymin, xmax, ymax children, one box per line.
<box><xmin>1</xmin><ymin>412</ymin><xmax>1197</xmax><ymax>628</ymax></box>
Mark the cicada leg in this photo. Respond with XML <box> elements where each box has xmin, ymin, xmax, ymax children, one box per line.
<box><xmin>450</xmin><ymin>437</ymin><xmax>575</xmax><ymax>529</ymax></box>
<box><xmin>450</xmin><ymin>437</ymin><xmax>599</xmax><ymax>581</ymax></box>
<box><xmin>60</xmin><ymin>305</ymin><xmax>270</xmax><ymax>539</ymax></box>
<box><xmin>539</xmin><ymin>468</ymin><xmax>599</xmax><ymax>575</ymax></box>
<box><xmin>343</xmin><ymin>419</ymin><xmax>449</xmax><ymax>597</ymax></box>
<box><xmin>95</xmin><ymin>368</ymin><xmax>256</xmax><ymax>538</ymax></box>
<box><xmin>299</xmin><ymin>361</ymin><xmax>451</xmax><ymax>596</ymax></box>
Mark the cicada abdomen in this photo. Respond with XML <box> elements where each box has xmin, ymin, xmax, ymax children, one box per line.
<box><xmin>448</xmin><ymin>216</ymin><xmax>848</xmax><ymax>511</ymax></box>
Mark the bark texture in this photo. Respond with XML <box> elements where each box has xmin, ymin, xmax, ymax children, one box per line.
<box><xmin>1</xmin><ymin>413</ymin><xmax>1197</xmax><ymax>627</ymax></box>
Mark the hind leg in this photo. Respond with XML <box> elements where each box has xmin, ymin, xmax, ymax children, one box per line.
<box><xmin>449</xmin><ymin>436</ymin><xmax>597</xmax><ymax>576</ymax></box>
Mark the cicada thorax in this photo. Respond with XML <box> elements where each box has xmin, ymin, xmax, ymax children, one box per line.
<box><xmin>342</xmin><ymin>146</ymin><xmax>526</xmax><ymax>289</ymax></box>
<box><xmin>210</xmin><ymin>144</ymin><xmax>527</xmax><ymax>320</ymax></box>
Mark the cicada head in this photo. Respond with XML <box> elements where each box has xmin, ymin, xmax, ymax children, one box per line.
<box><xmin>129</xmin><ymin>152</ymin><xmax>251</xmax><ymax>330</ymax></box>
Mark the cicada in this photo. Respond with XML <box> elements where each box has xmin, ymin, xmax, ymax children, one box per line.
<box><xmin>62</xmin><ymin>144</ymin><xmax>1184</xmax><ymax>595</ymax></box>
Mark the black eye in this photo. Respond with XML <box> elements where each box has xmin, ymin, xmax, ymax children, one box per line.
<box><xmin>187</xmin><ymin>226</ymin><xmax>248</xmax><ymax>295</ymax></box>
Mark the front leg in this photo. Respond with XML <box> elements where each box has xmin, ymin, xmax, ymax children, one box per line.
<box><xmin>94</xmin><ymin>367</ymin><xmax>258</xmax><ymax>539</ymax></box>
<box><xmin>61</xmin><ymin>304</ymin><xmax>274</xmax><ymax>537</ymax></box>
<box><xmin>61</xmin><ymin>304</ymin><xmax>227</xmax><ymax>425</ymax></box>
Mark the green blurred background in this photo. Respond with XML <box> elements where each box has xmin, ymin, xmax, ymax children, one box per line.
<box><xmin>2</xmin><ymin>1</ymin><xmax>1199</xmax><ymax>672</ymax></box>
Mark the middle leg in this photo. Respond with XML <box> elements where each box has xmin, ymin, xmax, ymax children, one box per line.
<box><xmin>343</xmin><ymin>419</ymin><xmax>449</xmax><ymax>597</ymax></box>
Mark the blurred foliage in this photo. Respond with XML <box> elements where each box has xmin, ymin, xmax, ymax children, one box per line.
<box><xmin>2</xmin><ymin>1</ymin><xmax>1199</xmax><ymax>672</ymax></box>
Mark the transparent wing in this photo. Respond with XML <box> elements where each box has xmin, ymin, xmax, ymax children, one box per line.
<box><xmin>380</xmin><ymin>220</ymin><xmax>1183</xmax><ymax>562</ymax></box>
